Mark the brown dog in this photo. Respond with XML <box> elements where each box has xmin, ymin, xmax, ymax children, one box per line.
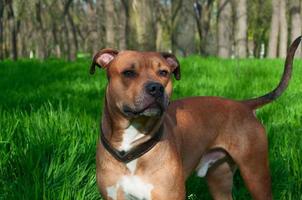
<box><xmin>90</xmin><ymin>37</ymin><xmax>301</xmax><ymax>200</ymax></box>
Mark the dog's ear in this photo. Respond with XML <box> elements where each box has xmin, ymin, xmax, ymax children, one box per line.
<box><xmin>160</xmin><ymin>52</ymin><xmax>181</xmax><ymax>80</ymax></box>
<box><xmin>90</xmin><ymin>48</ymin><xmax>119</xmax><ymax>75</ymax></box>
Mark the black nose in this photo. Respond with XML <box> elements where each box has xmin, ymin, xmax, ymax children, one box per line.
<box><xmin>146</xmin><ymin>82</ymin><xmax>164</xmax><ymax>98</ymax></box>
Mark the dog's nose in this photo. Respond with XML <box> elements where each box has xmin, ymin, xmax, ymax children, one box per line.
<box><xmin>146</xmin><ymin>82</ymin><xmax>164</xmax><ymax>98</ymax></box>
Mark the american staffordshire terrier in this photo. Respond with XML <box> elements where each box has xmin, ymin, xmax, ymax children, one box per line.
<box><xmin>90</xmin><ymin>37</ymin><xmax>301</xmax><ymax>200</ymax></box>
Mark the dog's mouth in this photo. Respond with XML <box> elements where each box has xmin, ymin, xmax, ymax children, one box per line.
<box><xmin>123</xmin><ymin>102</ymin><xmax>164</xmax><ymax>118</ymax></box>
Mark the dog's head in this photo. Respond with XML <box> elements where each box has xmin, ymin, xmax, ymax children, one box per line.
<box><xmin>90</xmin><ymin>49</ymin><xmax>180</xmax><ymax>119</ymax></box>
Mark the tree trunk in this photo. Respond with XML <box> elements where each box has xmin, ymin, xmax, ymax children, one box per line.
<box><xmin>104</xmin><ymin>0</ymin><xmax>116</xmax><ymax>48</ymax></box>
<box><xmin>267</xmin><ymin>0</ymin><xmax>280</xmax><ymax>58</ymax></box>
<box><xmin>62</xmin><ymin>0</ymin><xmax>76</xmax><ymax>60</ymax></box>
<box><xmin>7</xmin><ymin>0</ymin><xmax>18</xmax><ymax>60</ymax></box>
<box><xmin>35</xmin><ymin>1</ymin><xmax>48</xmax><ymax>59</ymax></box>
<box><xmin>63</xmin><ymin>19</ymin><xmax>71</xmax><ymax>60</ymax></box>
<box><xmin>174</xmin><ymin>0</ymin><xmax>195</xmax><ymax>56</ymax></box>
<box><xmin>156</xmin><ymin>0</ymin><xmax>183</xmax><ymax>53</ymax></box>
<box><xmin>0</xmin><ymin>0</ymin><xmax>4</xmax><ymax>60</ymax></box>
<box><xmin>234</xmin><ymin>0</ymin><xmax>247</xmax><ymax>58</ymax></box>
<box><xmin>278</xmin><ymin>0</ymin><xmax>288</xmax><ymax>58</ymax></box>
<box><xmin>52</xmin><ymin>22</ymin><xmax>61</xmax><ymax>58</ymax></box>
<box><xmin>86</xmin><ymin>0</ymin><xmax>99</xmax><ymax>54</ymax></box>
<box><xmin>217</xmin><ymin>0</ymin><xmax>232</xmax><ymax>58</ymax></box>
<box><xmin>170</xmin><ymin>0</ymin><xmax>183</xmax><ymax>53</ymax></box>
<box><xmin>96</xmin><ymin>0</ymin><xmax>106</xmax><ymax>51</ymax></box>
<box><xmin>194</xmin><ymin>0</ymin><xmax>215</xmax><ymax>56</ymax></box>
<box><xmin>118</xmin><ymin>0</ymin><xmax>128</xmax><ymax>50</ymax></box>
<box><xmin>130</xmin><ymin>0</ymin><xmax>157</xmax><ymax>51</ymax></box>
<box><xmin>67</xmin><ymin>11</ymin><xmax>78</xmax><ymax>60</ymax></box>
<box><xmin>290</xmin><ymin>0</ymin><xmax>301</xmax><ymax>57</ymax></box>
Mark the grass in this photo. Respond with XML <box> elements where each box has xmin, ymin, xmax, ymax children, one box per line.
<box><xmin>0</xmin><ymin>57</ymin><xmax>301</xmax><ymax>199</ymax></box>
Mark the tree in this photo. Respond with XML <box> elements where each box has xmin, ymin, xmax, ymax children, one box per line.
<box><xmin>35</xmin><ymin>0</ymin><xmax>48</xmax><ymax>59</ymax></box>
<box><xmin>217</xmin><ymin>0</ymin><xmax>232</xmax><ymax>58</ymax></box>
<box><xmin>104</xmin><ymin>0</ymin><xmax>115</xmax><ymax>48</ymax></box>
<box><xmin>194</xmin><ymin>0</ymin><xmax>215</xmax><ymax>56</ymax></box>
<box><xmin>7</xmin><ymin>0</ymin><xmax>18</xmax><ymax>60</ymax></box>
<box><xmin>0</xmin><ymin>0</ymin><xmax>4</xmax><ymax>59</ymax></box>
<box><xmin>234</xmin><ymin>0</ymin><xmax>247</xmax><ymax>58</ymax></box>
<box><xmin>247</xmin><ymin>0</ymin><xmax>271</xmax><ymax>58</ymax></box>
<box><xmin>118</xmin><ymin>0</ymin><xmax>128</xmax><ymax>50</ymax></box>
<box><xmin>290</xmin><ymin>0</ymin><xmax>301</xmax><ymax>57</ymax></box>
<box><xmin>103</xmin><ymin>0</ymin><xmax>128</xmax><ymax>50</ymax></box>
<box><xmin>129</xmin><ymin>0</ymin><xmax>157</xmax><ymax>51</ymax></box>
<box><xmin>279</xmin><ymin>0</ymin><xmax>288</xmax><ymax>58</ymax></box>
<box><xmin>60</xmin><ymin>0</ymin><xmax>78</xmax><ymax>61</ymax></box>
<box><xmin>0</xmin><ymin>0</ymin><xmax>297</xmax><ymax>59</ymax></box>
<box><xmin>267</xmin><ymin>0</ymin><xmax>280</xmax><ymax>58</ymax></box>
<box><xmin>157</xmin><ymin>0</ymin><xmax>182</xmax><ymax>52</ymax></box>
<box><xmin>174</xmin><ymin>0</ymin><xmax>196</xmax><ymax>56</ymax></box>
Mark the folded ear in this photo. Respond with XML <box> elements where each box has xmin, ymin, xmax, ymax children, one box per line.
<box><xmin>160</xmin><ymin>52</ymin><xmax>181</xmax><ymax>80</ymax></box>
<box><xmin>90</xmin><ymin>48</ymin><xmax>119</xmax><ymax>75</ymax></box>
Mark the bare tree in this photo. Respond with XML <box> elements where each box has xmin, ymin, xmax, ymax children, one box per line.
<box><xmin>96</xmin><ymin>0</ymin><xmax>106</xmax><ymax>51</ymax></box>
<box><xmin>7</xmin><ymin>0</ymin><xmax>18</xmax><ymax>60</ymax></box>
<box><xmin>267</xmin><ymin>0</ymin><xmax>280</xmax><ymax>58</ymax></box>
<box><xmin>85</xmin><ymin>0</ymin><xmax>100</xmax><ymax>54</ymax></box>
<box><xmin>0</xmin><ymin>0</ymin><xmax>297</xmax><ymax>60</ymax></box>
<box><xmin>217</xmin><ymin>0</ymin><xmax>232</xmax><ymax>58</ymax></box>
<box><xmin>174</xmin><ymin>0</ymin><xmax>195</xmax><ymax>56</ymax></box>
<box><xmin>194</xmin><ymin>0</ymin><xmax>215</xmax><ymax>56</ymax></box>
<box><xmin>35</xmin><ymin>0</ymin><xmax>48</xmax><ymax>59</ymax></box>
<box><xmin>48</xmin><ymin>0</ymin><xmax>64</xmax><ymax>58</ymax></box>
<box><xmin>103</xmin><ymin>0</ymin><xmax>129</xmax><ymax>50</ymax></box>
<box><xmin>104</xmin><ymin>0</ymin><xmax>116</xmax><ymax>48</ymax></box>
<box><xmin>130</xmin><ymin>0</ymin><xmax>157</xmax><ymax>51</ymax></box>
<box><xmin>118</xmin><ymin>0</ymin><xmax>128</xmax><ymax>50</ymax></box>
<box><xmin>234</xmin><ymin>0</ymin><xmax>247</xmax><ymax>58</ymax></box>
<box><xmin>157</xmin><ymin>0</ymin><xmax>183</xmax><ymax>52</ymax></box>
<box><xmin>279</xmin><ymin>0</ymin><xmax>288</xmax><ymax>58</ymax></box>
<box><xmin>62</xmin><ymin>0</ymin><xmax>78</xmax><ymax>60</ymax></box>
<box><xmin>0</xmin><ymin>0</ymin><xmax>4</xmax><ymax>59</ymax></box>
<box><xmin>290</xmin><ymin>0</ymin><xmax>301</xmax><ymax>57</ymax></box>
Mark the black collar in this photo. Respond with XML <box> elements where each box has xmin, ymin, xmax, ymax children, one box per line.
<box><xmin>100</xmin><ymin>125</ymin><xmax>163</xmax><ymax>163</ymax></box>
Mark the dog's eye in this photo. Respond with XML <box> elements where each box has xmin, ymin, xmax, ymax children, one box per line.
<box><xmin>122</xmin><ymin>70</ymin><xmax>137</xmax><ymax>78</ymax></box>
<box><xmin>158</xmin><ymin>70</ymin><xmax>169</xmax><ymax>77</ymax></box>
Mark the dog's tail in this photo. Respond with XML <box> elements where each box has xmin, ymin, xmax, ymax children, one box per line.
<box><xmin>242</xmin><ymin>36</ymin><xmax>301</xmax><ymax>109</ymax></box>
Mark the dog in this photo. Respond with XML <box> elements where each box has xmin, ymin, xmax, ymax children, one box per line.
<box><xmin>90</xmin><ymin>36</ymin><xmax>301</xmax><ymax>200</ymax></box>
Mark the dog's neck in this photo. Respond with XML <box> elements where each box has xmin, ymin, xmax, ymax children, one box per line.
<box><xmin>102</xmin><ymin>95</ymin><xmax>163</xmax><ymax>152</ymax></box>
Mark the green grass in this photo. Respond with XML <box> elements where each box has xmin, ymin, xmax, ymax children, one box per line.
<box><xmin>0</xmin><ymin>57</ymin><xmax>301</xmax><ymax>199</ymax></box>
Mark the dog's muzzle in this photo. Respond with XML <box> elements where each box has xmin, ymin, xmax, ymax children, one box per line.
<box><xmin>145</xmin><ymin>82</ymin><xmax>164</xmax><ymax>98</ymax></box>
<box><xmin>122</xmin><ymin>82</ymin><xmax>168</xmax><ymax>118</ymax></box>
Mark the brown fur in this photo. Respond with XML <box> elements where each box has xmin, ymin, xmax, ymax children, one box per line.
<box><xmin>92</xmin><ymin>37</ymin><xmax>301</xmax><ymax>200</ymax></box>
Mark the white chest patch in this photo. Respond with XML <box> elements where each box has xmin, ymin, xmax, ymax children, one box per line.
<box><xmin>119</xmin><ymin>125</ymin><xmax>144</xmax><ymax>152</ymax></box>
<box><xmin>119</xmin><ymin>175</ymin><xmax>154</xmax><ymax>200</ymax></box>
<box><xmin>106</xmin><ymin>185</ymin><xmax>118</xmax><ymax>200</ymax></box>
<box><xmin>106</xmin><ymin>159</ymin><xmax>154</xmax><ymax>200</ymax></box>
<box><xmin>126</xmin><ymin>159</ymin><xmax>138</xmax><ymax>174</ymax></box>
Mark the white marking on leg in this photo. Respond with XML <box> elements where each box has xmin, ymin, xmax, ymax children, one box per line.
<box><xmin>120</xmin><ymin>175</ymin><xmax>154</xmax><ymax>200</ymax></box>
<box><xmin>196</xmin><ymin>151</ymin><xmax>226</xmax><ymax>177</ymax></box>
<box><xmin>196</xmin><ymin>159</ymin><xmax>216</xmax><ymax>177</ymax></box>
<box><xmin>120</xmin><ymin>125</ymin><xmax>144</xmax><ymax>152</ymax></box>
<box><xmin>106</xmin><ymin>185</ymin><xmax>117</xmax><ymax>200</ymax></box>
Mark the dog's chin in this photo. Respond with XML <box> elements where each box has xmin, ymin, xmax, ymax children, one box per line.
<box><xmin>122</xmin><ymin>103</ymin><xmax>164</xmax><ymax>118</ymax></box>
<box><xmin>139</xmin><ymin>107</ymin><xmax>162</xmax><ymax>117</ymax></box>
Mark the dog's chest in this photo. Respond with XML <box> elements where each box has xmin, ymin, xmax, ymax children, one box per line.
<box><xmin>119</xmin><ymin>125</ymin><xmax>145</xmax><ymax>152</ymax></box>
<box><xmin>106</xmin><ymin>159</ymin><xmax>154</xmax><ymax>200</ymax></box>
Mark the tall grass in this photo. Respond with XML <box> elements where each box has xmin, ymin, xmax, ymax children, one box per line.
<box><xmin>0</xmin><ymin>57</ymin><xmax>301</xmax><ymax>199</ymax></box>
